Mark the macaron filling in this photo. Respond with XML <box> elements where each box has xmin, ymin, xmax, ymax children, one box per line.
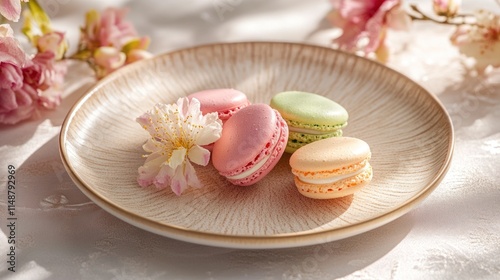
<box><xmin>287</xmin><ymin>119</ymin><xmax>346</xmax><ymax>132</ymax></box>
<box><xmin>296</xmin><ymin>164</ymin><xmax>371</xmax><ymax>185</ymax></box>
<box><xmin>289</xmin><ymin>126</ymin><xmax>335</xmax><ymax>135</ymax></box>
<box><xmin>226</xmin><ymin>145</ymin><xmax>275</xmax><ymax>180</ymax></box>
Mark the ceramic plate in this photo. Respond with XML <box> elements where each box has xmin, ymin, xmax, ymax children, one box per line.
<box><xmin>59</xmin><ymin>42</ymin><xmax>454</xmax><ymax>249</ymax></box>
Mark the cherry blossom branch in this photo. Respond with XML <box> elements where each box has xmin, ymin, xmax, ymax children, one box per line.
<box><xmin>408</xmin><ymin>4</ymin><xmax>476</xmax><ymax>26</ymax></box>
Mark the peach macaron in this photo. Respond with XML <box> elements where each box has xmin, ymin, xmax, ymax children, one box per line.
<box><xmin>289</xmin><ymin>137</ymin><xmax>373</xmax><ymax>199</ymax></box>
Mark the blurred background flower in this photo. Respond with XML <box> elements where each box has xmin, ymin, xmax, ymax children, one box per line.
<box><xmin>73</xmin><ymin>7</ymin><xmax>152</xmax><ymax>78</ymax></box>
<box><xmin>0</xmin><ymin>0</ymin><xmax>152</xmax><ymax>124</ymax></box>
<box><xmin>0</xmin><ymin>23</ymin><xmax>37</xmax><ymax>124</ymax></box>
<box><xmin>327</xmin><ymin>0</ymin><xmax>411</xmax><ymax>60</ymax></box>
<box><xmin>327</xmin><ymin>0</ymin><xmax>500</xmax><ymax>70</ymax></box>
<box><xmin>451</xmin><ymin>10</ymin><xmax>500</xmax><ymax>71</ymax></box>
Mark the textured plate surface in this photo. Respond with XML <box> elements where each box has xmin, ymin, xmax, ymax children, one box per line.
<box><xmin>59</xmin><ymin>42</ymin><xmax>454</xmax><ymax>249</ymax></box>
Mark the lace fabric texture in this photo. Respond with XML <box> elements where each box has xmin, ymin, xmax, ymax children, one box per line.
<box><xmin>1</xmin><ymin>0</ymin><xmax>500</xmax><ymax>279</ymax></box>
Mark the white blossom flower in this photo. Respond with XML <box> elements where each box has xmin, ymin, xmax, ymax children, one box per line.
<box><xmin>136</xmin><ymin>97</ymin><xmax>222</xmax><ymax>195</ymax></box>
<box><xmin>451</xmin><ymin>10</ymin><xmax>500</xmax><ymax>71</ymax></box>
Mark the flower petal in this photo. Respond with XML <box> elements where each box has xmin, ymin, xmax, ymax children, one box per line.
<box><xmin>337</xmin><ymin>0</ymin><xmax>374</xmax><ymax>24</ymax></box>
<box><xmin>136</xmin><ymin>112</ymin><xmax>157</xmax><ymax>137</ymax></box>
<box><xmin>364</xmin><ymin>1</ymin><xmax>399</xmax><ymax>52</ymax></box>
<box><xmin>99</xmin><ymin>7</ymin><xmax>138</xmax><ymax>48</ymax></box>
<box><xmin>0</xmin><ymin>84</ymin><xmax>37</xmax><ymax>125</ymax></box>
<box><xmin>177</xmin><ymin>96</ymin><xmax>190</xmax><ymax>118</ymax></box>
<box><xmin>196</xmin><ymin>114</ymin><xmax>222</xmax><ymax>146</ymax></box>
<box><xmin>188</xmin><ymin>145</ymin><xmax>211</xmax><ymax>166</ymax></box>
<box><xmin>0</xmin><ymin>0</ymin><xmax>22</xmax><ymax>22</ymax></box>
<box><xmin>185</xmin><ymin>161</ymin><xmax>201</xmax><ymax>189</ymax></box>
<box><xmin>386</xmin><ymin>6</ymin><xmax>412</xmax><ymax>31</ymax></box>
<box><xmin>0</xmin><ymin>88</ymin><xmax>17</xmax><ymax>112</ymax></box>
<box><xmin>169</xmin><ymin>147</ymin><xmax>187</xmax><ymax>169</ymax></box>
<box><xmin>170</xmin><ymin>164</ymin><xmax>188</xmax><ymax>196</ymax></box>
<box><xmin>0</xmin><ymin>23</ymin><xmax>14</xmax><ymax>37</ymax></box>
<box><xmin>153</xmin><ymin>165</ymin><xmax>174</xmax><ymax>189</ymax></box>
<box><xmin>0</xmin><ymin>63</ymin><xmax>23</xmax><ymax>91</ymax></box>
<box><xmin>141</xmin><ymin>138</ymin><xmax>162</xmax><ymax>153</ymax></box>
<box><xmin>137</xmin><ymin>153</ymin><xmax>165</xmax><ymax>187</ymax></box>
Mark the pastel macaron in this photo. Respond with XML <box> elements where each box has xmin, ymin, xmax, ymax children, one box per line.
<box><xmin>187</xmin><ymin>88</ymin><xmax>250</xmax><ymax>122</ymax></box>
<box><xmin>270</xmin><ymin>91</ymin><xmax>348</xmax><ymax>153</ymax></box>
<box><xmin>289</xmin><ymin>137</ymin><xmax>373</xmax><ymax>199</ymax></box>
<box><xmin>212</xmin><ymin>104</ymin><xmax>288</xmax><ymax>186</ymax></box>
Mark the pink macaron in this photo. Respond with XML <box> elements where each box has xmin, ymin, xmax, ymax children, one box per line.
<box><xmin>187</xmin><ymin>88</ymin><xmax>250</xmax><ymax>122</ymax></box>
<box><xmin>212</xmin><ymin>104</ymin><xmax>288</xmax><ymax>186</ymax></box>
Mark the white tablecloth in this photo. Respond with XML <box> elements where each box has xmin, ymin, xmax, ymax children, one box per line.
<box><xmin>1</xmin><ymin>0</ymin><xmax>500</xmax><ymax>279</ymax></box>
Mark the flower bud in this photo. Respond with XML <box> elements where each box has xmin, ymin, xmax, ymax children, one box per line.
<box><xmin>36</xmin><ymin>32</ymin><xmax>68</xmax><ymax>60</ymax></box>
<box><xmin>93</xmin><ymin>46</ymin><xmax>126</xmax><ymax>78</ymax></box>
<box><xmin>126</xmin><ymin>49</ymin><xmax>153</xmax><ymax>64</ymax></box>
<box><xmin>433</xmin><ymin>0</ymin><xmax>461</xmax><ymax>17</ymax></box>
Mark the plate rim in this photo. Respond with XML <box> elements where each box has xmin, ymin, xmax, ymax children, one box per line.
<box><xmin>59</xmin><ymin>41</ymin><xmax>455</xmax><ymax>249</ymax></box>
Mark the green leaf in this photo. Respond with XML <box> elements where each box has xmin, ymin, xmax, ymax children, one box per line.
<box><xmin>121</xmin><ymin>39</ymin><xmax>141</xmax><ymax>54</ymax></box>
<box><xmin>70</xmin><ymin>50</ymin><xmax>93</xmax><ymax>61</ymax></box>
<box><xmin>121</xmin><ymin>37</ymin><xmax>150</xmax><ymax>54</ymax></box>
<box><xmin>21</xmin><ymin>10</ymin><xmax>36</xmax><ymax>44</ymax></box>
<box><xmin>27</xmin><ymin>0</ymin><xmax>52</xmax><ymax>33</ymax></box>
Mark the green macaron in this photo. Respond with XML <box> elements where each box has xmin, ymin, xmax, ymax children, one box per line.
<box><xmin>270</xmin><ymin>91</ymin><xmax>348</xmax><ymax>153</ymax></box>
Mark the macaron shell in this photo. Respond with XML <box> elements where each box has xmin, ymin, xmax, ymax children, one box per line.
<box><xmin>217</xmin><ymin>103</ymin><xmax>250</xmax><ymax>120</ymax></box>
<box><xmin>188</xmin><ymin>88</ymin><xmax>249</xmax><ymax>120</ymax></box>
<box><xmin>212</xmin><ymin>104</ymin><xmax>277</xmax><ymax>175</ymax></box>
<box><xmin>295</xmin><ymin>164</ymin><xmax>373</xmax><ymax>199</ymax></box>
<box><xmin>289</xmin><ymin>137</ymin><xmax>371</xmax><ymax>172</ymax></box>
<box><xmin>228</xmin><ymin>110</ymin><xmax>288</xmax><ymax>186</ymax></box>
<box><xmin>270</xmin><ymin>91</ymin><xmax>348</xmax><ymax>126</ymax></box>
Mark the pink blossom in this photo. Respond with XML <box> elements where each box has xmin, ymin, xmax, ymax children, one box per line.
<box><xmin>78</xmin><ymin>7</ymin><xmax>152</xmax><ymax>79</ymax></box>
<box><xmin>328</xmin><ymin>0</ymin><xmax>411</xmax><ymax>53</ymax></box>
<box><xmin>81</xmin><ymin>8</ymin><xmax>140</xmax><ymax>51</ymax></box>
<box><xmin>433</xmin><ymin>0</ymin><xmax>461</xmax><ymax>17</ymax></box>
<box><xmin>0</xmin><ymin>24</ymin><xmax>67</xmax><ymax>124</ymax></box>
<box><xmin>451</xmin><ymin>10</ymin><xmax>500</xmax><ymax>71</ymax></box>
<box><xmin>29</xmin><ymin>51</ymin><xmax>67</xmax><ymax>108</ymax></box>
<box><xmin>0</xmin><ymin>24</ymin><xmax>36</xmax><ymax>124</ymax></box>
<box><xmin>99</xmin><ymin>8</ymin><xmax>137</xmax><ymax>48</ymax></box>
<box><xmin>0</xmin><ymin>0</ymin><xmax>28</xmax><ymax>22</ymax></box>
